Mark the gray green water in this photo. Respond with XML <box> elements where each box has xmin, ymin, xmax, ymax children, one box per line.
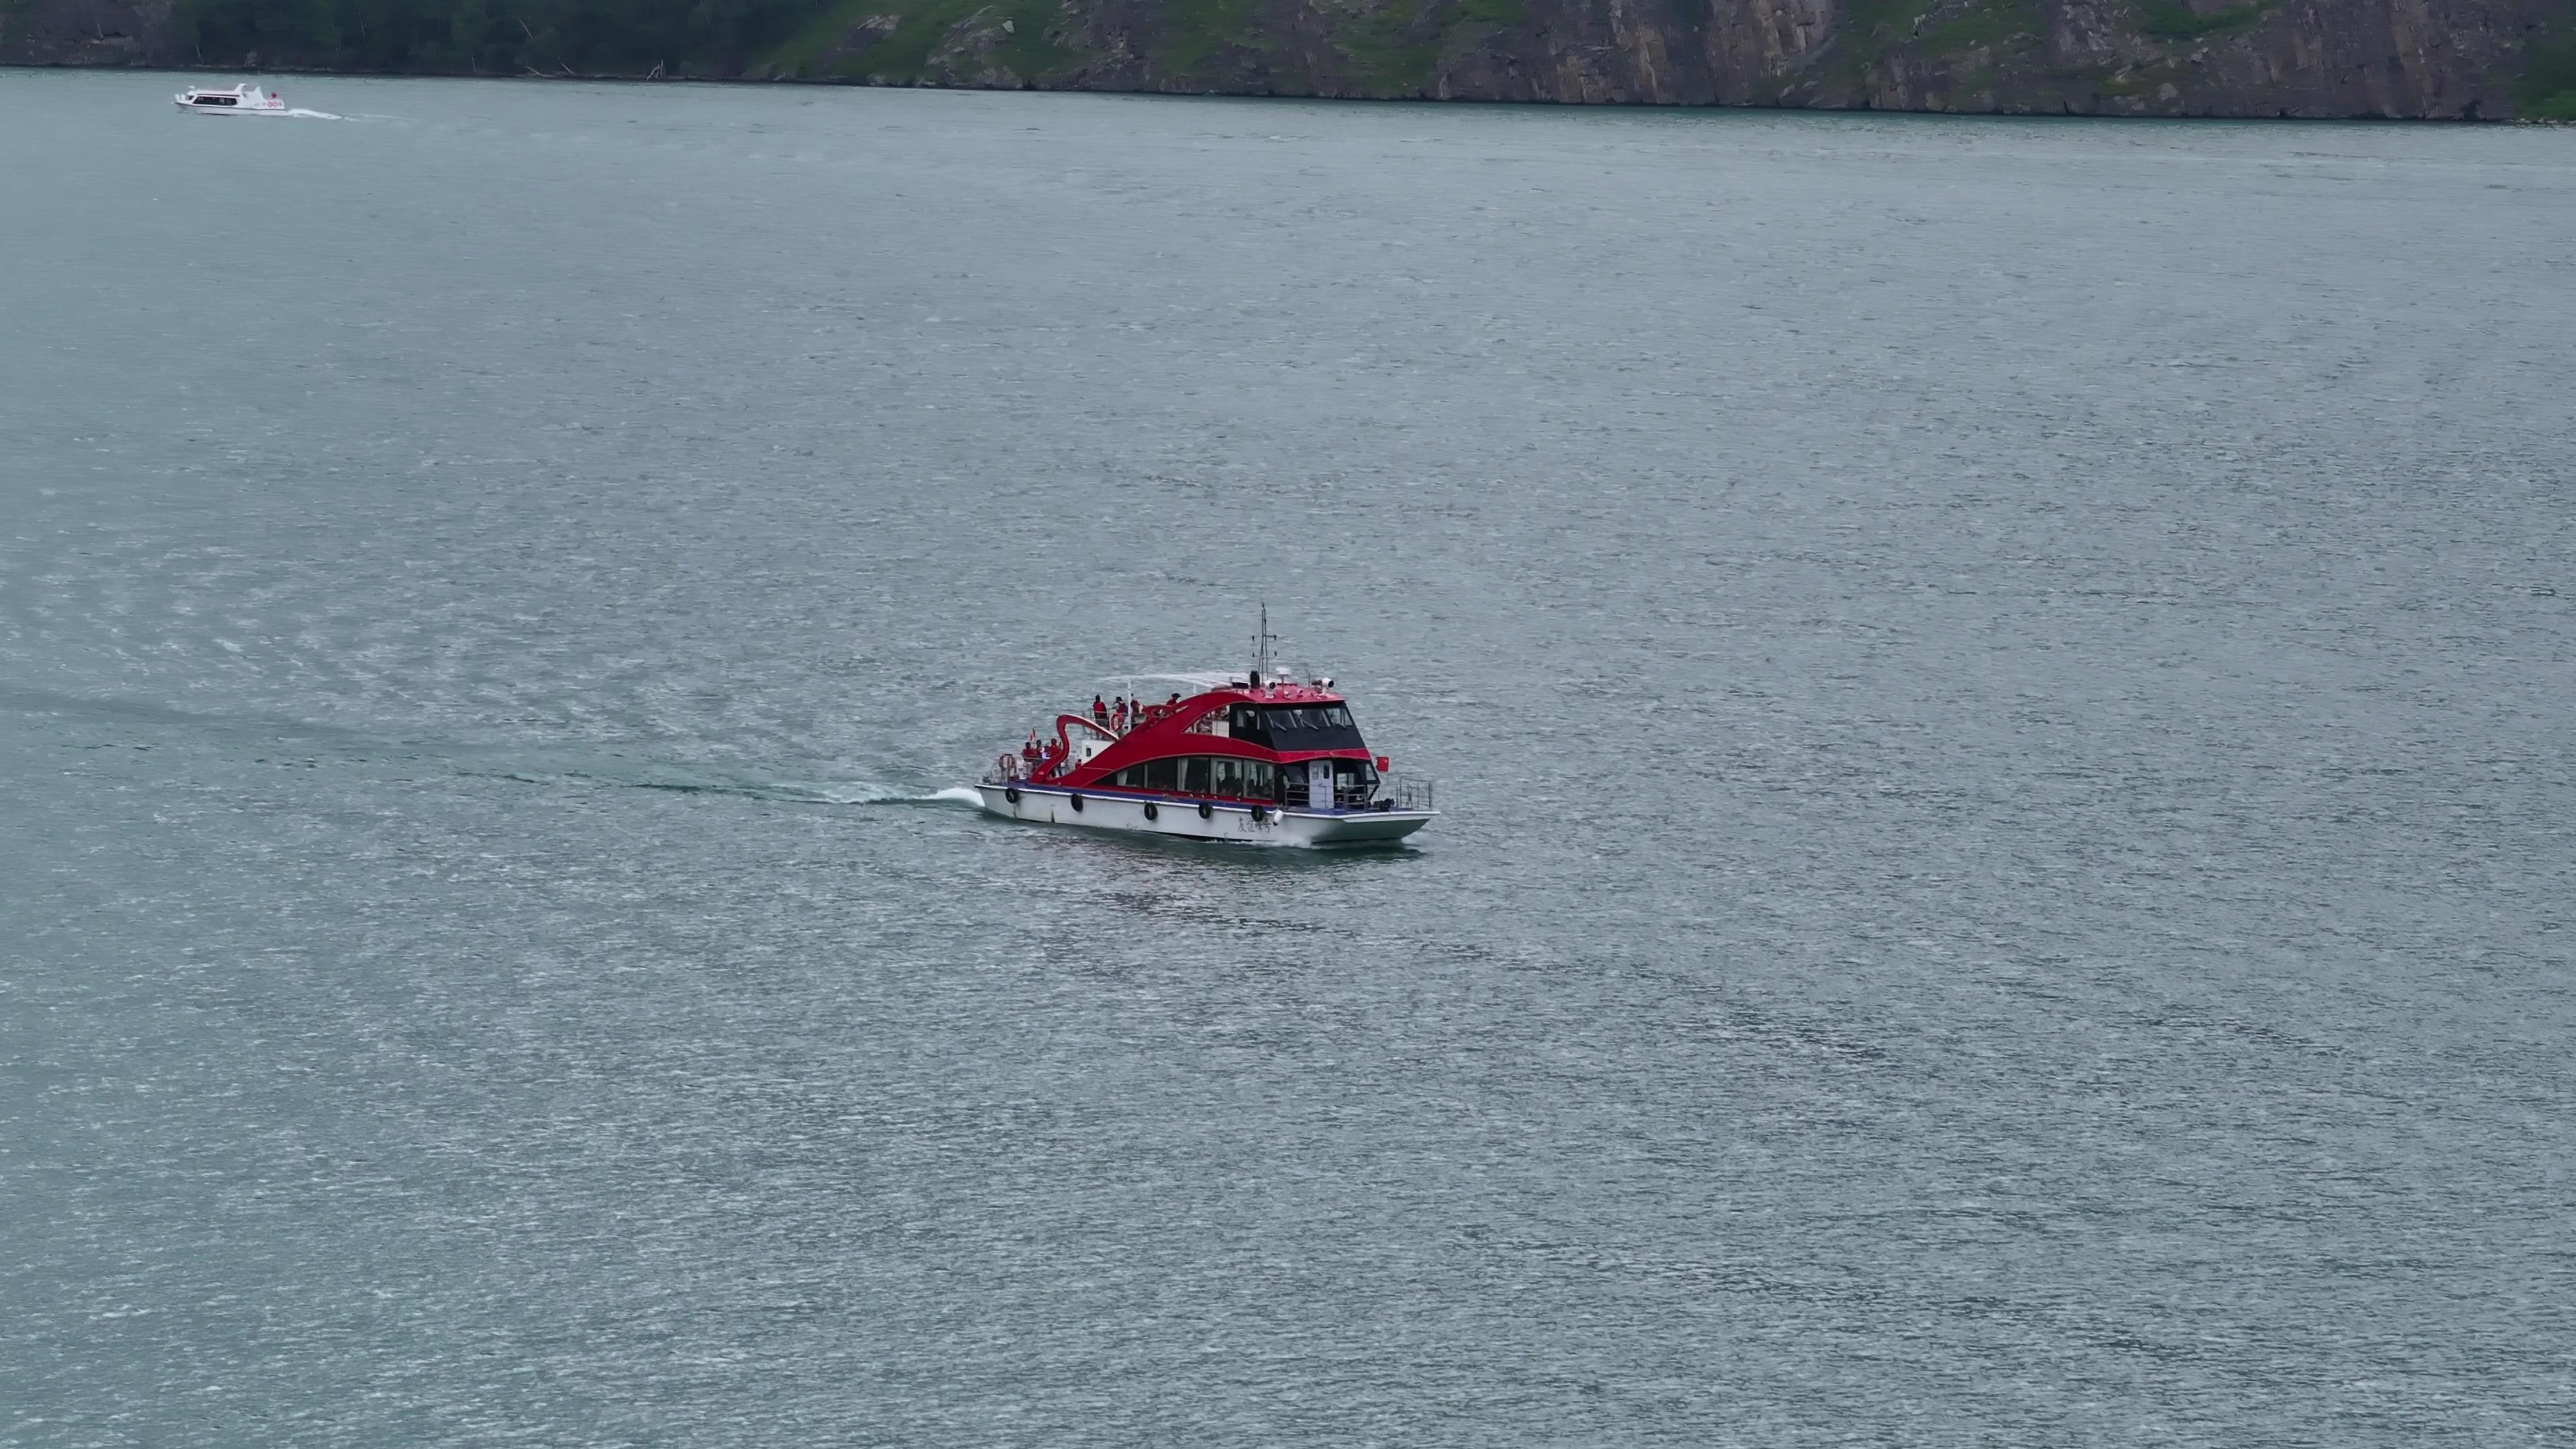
<box><xmin>4</xmin><ymin>67</ymin><xmax>2573</xmax><ymax>1445</ymax></box>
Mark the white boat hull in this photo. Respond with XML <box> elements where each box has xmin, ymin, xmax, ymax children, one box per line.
<box><xmin>174</xmin><ymin>85</ymin><xmax>292</xmax><ymax>115</ymax></box>
<box><xmin>975</xmin><ymin>783</ymin><xmax>1432</xmax><ymax>846</ymax></box>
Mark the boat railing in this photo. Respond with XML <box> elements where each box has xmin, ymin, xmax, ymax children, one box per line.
<box><xmin>1386</xmin><ymin>777</ymin><xmax>1435</xmax><ymax>812</ymax></box>
<box><xmin>1072</xmin><ymin>702</ymin><xmax>1202</xmax><ymax>738</ymax></box>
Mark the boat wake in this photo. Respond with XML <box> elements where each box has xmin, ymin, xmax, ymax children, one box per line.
<box><xmin>486</xmin><ymin>758</ymin><xmax>985</xmax><ymax>809</ymax></box>
<box><xmin>285</xmin><ymin>109</ymin><xmax>343</xmax><ymax>120</ymax></box>
<box><xmin>3</xmin><ymin>686</ymin><xmax>985</xmax><ymax>814</ymax></box>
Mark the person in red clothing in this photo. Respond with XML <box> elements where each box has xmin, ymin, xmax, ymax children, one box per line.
<box><xmin>1091</xmin><ymin>694</ymin><xmax>1108</xmax><ymax>727</ymax></box>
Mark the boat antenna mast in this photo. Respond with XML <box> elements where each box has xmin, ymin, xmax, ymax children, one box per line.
<box><xmin>1250</xmin><ymin>602</ymin><xmax>1276</xmax><ymax>687</ymax></box>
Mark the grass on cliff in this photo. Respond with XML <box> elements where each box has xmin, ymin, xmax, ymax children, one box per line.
<box><xmin>1158</xmin><ymin>0</ymin><xmax>1266</xmax><ymax>75</ymax></box>
<box><xmin>1824</xmin><ymin>0</ymin><xmax>1956</xmax><ymax>82</ymax></box>
<box><xmin>1813</xmin><ymin>0</ymin><xmax>2053</xmax><ymax>102</ymax></box>
<box><xmin>1329</xmin><ymin>0</ymin><xmax>1528</xmax><ymax>95</ymax></box>
<box><xmin>2521</xmin><ymin>35</ymin><xmax>2576</xmax><ymax>119</ymax></box>
<box><xmin>2135</xmin><ymin>0</ymin><xmax>2278</xmax><ymax>43</ymax></box>
<box><xmin>1918</xmin><ymin>0</ymin><xmax>2043</xmax><ymax>51</ymax></box>
<box><xmin>767</xmin><ymin>0</ymin><xmax>1073</xmax><ymax>80</ymax></box>
<box><xmin>762</xmin><ymin>0</ymin><xmax>875</xmax><ymax>72</ymax></box>
<box><xmin>1340</xmin><ymin>0</ymin><xmax>1445</xmax><ymax>91</ymax></box>
<box><xmin>1835</xmin><ymin>0</ymin><xmax>1932</xmax><ymax>54</ymax></box>
<box><xmin>166</xmin><ymin>0</ymin><xmax>851</xmax><ymax>74</ymax></box>
<box><xmin>767</xmin><ymin>0</ymin><xmax>882</xmax><ymax>72</ymax></box>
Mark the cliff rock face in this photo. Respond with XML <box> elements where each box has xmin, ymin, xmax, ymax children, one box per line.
<box><xmin>3</xmin><ymin>0</ymin><xmax>173</xmax><ymax>66</ymax></box>
<box><xmin>8</xmin><ymin>0</ymin><xmax>2574</xmax><ymax>119</ymax></box>
<box><xmin>994</xmin><ymin>0</ymin><xmax>2565</xmax><ymax>116</ymax></box>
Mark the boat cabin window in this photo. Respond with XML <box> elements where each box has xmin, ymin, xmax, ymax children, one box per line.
<box><xmin>1334</xmin><ymin>758</ymin><xmax>1381</xmax><ymax>808</ymax></box>
<box><xmin>1118</xmin><ymin>755</ymin><xmax>1277</xmax><ymax>799</ymax></box>
<box><xmin>1227</xmin><ymin>704</ymin><xmax>1364</xmax><ymax>751</ymax></box>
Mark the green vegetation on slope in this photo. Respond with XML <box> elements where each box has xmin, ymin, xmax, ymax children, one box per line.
<box><xmin>1328</xmin><ymin>0</ymin><xmax>1534</xmax><ymax>92</ymax></box>
<box><xmin>2135</xmin><ymin>0</ymin><xmax>2276</xmax><ymax>42</ymax></box>
<box><xmin>1919</xmin><ymin>0</ymin><xmax>2042</xmax><ymax>50</ymax></box>
<box><xmin>2521</xmin><ymin>34</ymin><xmax>2576</xmax><ymax>118</ymax></box>
<box><xmin>173</xmin><ymin>0</ymin><xmax>835</xmax><ymax>73</ymax></box>
<box><xmin>157</xmin><ymin>0</ymin><xmax>1525</xmax><ymax>90</ymax></box>
<box><xmin>113</xmin><ymin>0</ymin><xmax>2569</xmax><ymax>115</ymax></box>
<box><xmin>2</xmin><ymin>0</ymin><xmax>53</xmax><ymax>43</ymax></box>
<box><xmin>1833</xmin><ymin>0</ymin><xmax>1933</xmax><ymax>58</ymax></box>
<box><xmin>1152</xmin><ymin>0</ymin><xmax>1265</xmax><ymax>75</ymax></box>
<box><xmin>168</xmin><ymin>0</ymin><xmax>1077</xmax><ymax>79</ymax></box>
<box><xmin>765</xmin><ymin>0</ymin><xmax>884</xmax><ymax>73</ymax></box>
<box><xmin>771</xmin><ymin>0</ymin><xmax>1073</xmax><ymax>80</ymax></box>
<box><xmin>1340</xmin><ymin>0</ymin><xmax>1445</xmax><ymax>91</ymax></box>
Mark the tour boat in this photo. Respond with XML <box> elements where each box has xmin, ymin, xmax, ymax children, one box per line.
<box><xmin>977</xmin><ymin>614</ymin><xmax>1436</xmax><ymax>846</ymax></box>
<box><xmin>174</xmin><ymin>83</ymin><xmax>291</xmax><ymax>115</ymax></box>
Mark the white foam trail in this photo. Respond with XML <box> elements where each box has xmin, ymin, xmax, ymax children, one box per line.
<box><xmin>741</xmin><ymin>781</ymin><xmax>983</xmax><ymax>807</ymax></box>
<box><xmin>471</xmin><ymin>754</ymin><xmax>985</xmax><ymax>810</ymax></box>
<box><xmin>764</xmin><ymin>780</ymin><xmax>906</xmax><ymax>805</ymax></box>
<box><xmin>741</xmin><ymin>778</ymin><xmax>902</xmax><ymax>799</ymax></box>
<box><xmin>286</xmin><ymin>109</ymin><xmax>342</xmax><ymax>120</ymax></box>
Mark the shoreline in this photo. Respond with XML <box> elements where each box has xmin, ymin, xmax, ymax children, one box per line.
<box><xmin>9</xmin><ymin>61</ymin><xmax>2569</xmax><ymax>125</ymax></box>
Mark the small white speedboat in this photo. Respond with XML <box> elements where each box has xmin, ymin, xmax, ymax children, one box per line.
<box><xmin>174</xmin><ymin>83</ymin><xmax>290</xmax><ymax>115</ymax></box>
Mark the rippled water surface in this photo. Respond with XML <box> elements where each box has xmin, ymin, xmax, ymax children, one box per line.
<box><xmin>4</xmin><ymin>68</ymin><xmax>2573</xmax><ymax>1445</ymax></box>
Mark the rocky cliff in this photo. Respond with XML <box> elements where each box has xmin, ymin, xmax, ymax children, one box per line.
<box><xmin>8</xmin><ymin>0</ymin><xmax>2575</xmax><ymax>119</ymax></box>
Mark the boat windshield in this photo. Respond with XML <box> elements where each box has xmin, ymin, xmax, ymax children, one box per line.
<box><xmin>1224</xmin><ymin>703</ymin><xmax>1363</xmax><ymax>751</ymax></box>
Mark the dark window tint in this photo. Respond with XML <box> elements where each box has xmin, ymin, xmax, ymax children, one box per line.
<box><xmin>1213</xmin><ymin>757</ymin><xmax>1242</xmax><ymax>796</ymax></box>
<box><xmin>1146</xmin><ymin>757</ymin><xmax>1177</xmax><ymax>790</ymax></box>
<box><xmin>1182</xmin><ymin>757</ymin><xmax>1212</xmax><ymax>795</ymax></box>
<box><xmin>1258</xmin><ymin>705</ymin><xmax>1365</xmax><ymax>751</ymax></box>
<box><xmin>1245</xmin><ymin>760</ymin><xmax>1275</xmax><ymax>799</ymax></box>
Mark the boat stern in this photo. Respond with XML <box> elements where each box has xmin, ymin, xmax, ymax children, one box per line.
<box><xmin>1283</xmin><ymin>807</ymin><xmax>1436</xmax><ymax>845</ymax></box>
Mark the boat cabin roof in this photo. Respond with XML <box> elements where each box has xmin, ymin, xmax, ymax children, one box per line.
<box><xmin>1100</xmin><ymin>673</ymin><xmax>1344</xmax><ymax>706</ymax></box>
